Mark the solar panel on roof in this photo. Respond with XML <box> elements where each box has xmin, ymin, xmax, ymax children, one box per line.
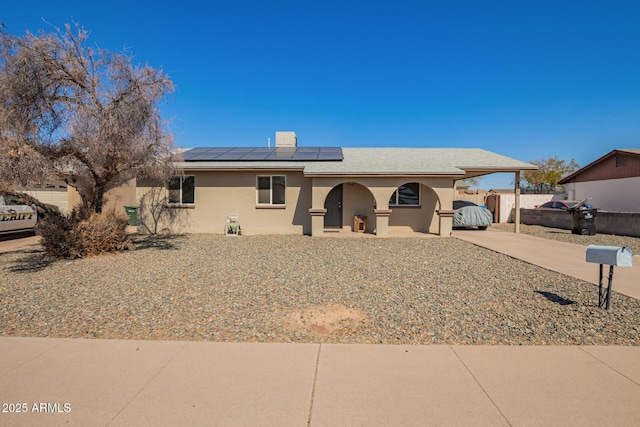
<box><xmin>182</xmin><ymin>148</ymin><xmax>211</xmax><ymax>160</ymax></box>
<box><xmin>266</xmin><ymin>151</ymin><xmax>296</xmax><ymax>160</ymax></box>
<box><xmin>290</xmin><ymin>151</ymin><xmax>319</xmax><ymax>161</ymax></box>
<box><xmin>187</xmin><ymin>152</ymin><xmax>221</xmax><ymax>161</ymax></box>
<box><xmin>216</xmin><ymin>152</ymin><xmax>249</xmax><ymax>160</ymax></box>
<box><xmin>184</xmin><ymin>148</ymin><xmax>210</xmax><ymax>154</ymax></box>
<box><xmin>240</xmin><ymin>150</ymin><xmax>274</xmax><ymax>161</ymax></box>
<box><xmin>183</xmin><ymin>147</ymin><xmax>228</xmax><ymax>161</ymax></box>
<box><xmin>317</xmin><ymin>147</ymin><xmax>343</xmax><ymax>160</ymax></box>
<box><xmin>183</xmin><ymin>147</ymin><xmax>343</xmax><ymax>162</ymax></box>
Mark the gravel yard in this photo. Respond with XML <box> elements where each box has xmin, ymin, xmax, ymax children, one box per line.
<box><xmin>1</xmin><ymin>233</ymin><xmax>639</xmax><ymax>345</ymax></box>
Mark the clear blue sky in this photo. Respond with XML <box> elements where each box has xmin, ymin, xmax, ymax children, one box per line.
<box><xmin>3</xmin><ymin>1</ymin><xmax>640</xmax><ymax>189</ymax></box>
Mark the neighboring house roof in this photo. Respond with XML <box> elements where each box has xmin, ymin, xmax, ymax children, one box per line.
<box><xmin>559</xmin><ymin>149</ymin><xmax>640</xmax><ymax>184</ymax></box>
<box><xmin>177</xmin><ymin>147</ymin><xmax>536</xmax><ymax>177</ymax></box>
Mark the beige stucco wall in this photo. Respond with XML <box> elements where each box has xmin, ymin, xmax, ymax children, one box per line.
<box><xmin>498</xmin><ymin>194</ymin><xmax>558</xmax><ymax>223</ymax></box>
<box><xmin>388</xmin><ymin>184</ymin><xmax>440</xmax><ymax>233</ymax></box>
<box><xmin>25</xmin><ymin>188</ymin><xmax>69</xmax><ymax>214</ymax></box>
<box><xmin>67</xmin><ymin>178</ymin><xmax>137</xmax><ymax>215</ymax></box>
<box><xmin>138</xmin><ymin>170</ymin><xmax>312</xmax><ymax>235</ymax></box>
<box><xmin>135</xmin><ymin>172</ymin><xmax>457</xmax><ymax>236</ymax></box>
<box><xmin>565</xmin><ymin>177</ymin><xmax>640</xmax><ymax>212</ymax></box>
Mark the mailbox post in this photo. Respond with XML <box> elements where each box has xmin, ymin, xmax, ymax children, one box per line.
<box><xmin>585</xmin><ymin>245</ymin><xmax>633</xmax><ymax>310</ymax></box>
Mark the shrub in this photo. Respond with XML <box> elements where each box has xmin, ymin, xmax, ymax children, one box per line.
<box><xmin>75</xmin><ymin>211</ymin><xmax>132</xmax><ymax>257</ymax></box>
<box><xmin>37</xmin><ymin>209</ymin><xmax>132</xmax><ymax>259</ymax></box>
<box><xmin>36</xmin><ymin>208</ymin><xmax>84</xmax><ymax>259</ymax></box>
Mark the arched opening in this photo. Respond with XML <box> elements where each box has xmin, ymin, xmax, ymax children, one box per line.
<box><xmin>388</xmin><ymin>182</ymin><xmax>420</xmax><ymax>206</ymax></box>
<box><xmin>323</xmin><ymin>182</ymin><xmax>377</xmax><ymax>232</ymax></box>
<box><xmin>388</xmin><ymin>182</ymin><xmax>439</xmax><ymax>234</ymax></box>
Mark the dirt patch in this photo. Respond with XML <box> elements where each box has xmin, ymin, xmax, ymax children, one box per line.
<box><xmin>283</xmin><ymin>303</ymin><xmax>366</xmax><ymax>336</ymax></box>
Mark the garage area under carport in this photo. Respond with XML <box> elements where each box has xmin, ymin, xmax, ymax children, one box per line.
<box><xmin>304</xmin><ymin>148</ymin><xmax>537</xmax><ymax>237</ymax></box>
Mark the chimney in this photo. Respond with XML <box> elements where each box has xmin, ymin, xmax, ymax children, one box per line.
<box><xmin>275</xmin><ymin>131</ymin><xmax>297</xmax><ymax>147</ymax></box>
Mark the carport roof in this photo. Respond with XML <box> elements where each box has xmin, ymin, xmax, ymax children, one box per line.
<box><xmin>176</xmin><ymin>147</ymin><xmax>536</xmax><ymax>176</ymax></box>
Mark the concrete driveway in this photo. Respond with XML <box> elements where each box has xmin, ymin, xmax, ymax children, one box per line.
<box><xmin>0</xmin><ymin>232</ymin><xmax>40</xmax><ymax>254</ymax></box>
<box><xmin>453</xmin><ymin>228</ymin><xmax>639</xmax><ymax>301</ymax></box>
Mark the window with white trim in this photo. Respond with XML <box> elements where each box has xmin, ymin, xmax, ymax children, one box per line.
<box><xmin>167</xmin><ymin>175</ymin><xmax>195</xmax><ymax>204</ymax></box>
<box><xmin>389</xmin><ymin>182</ymin><xmax>420</xmax><ymax>206</ymax></box>
<box><xmin>257</xmin><ymin>175</ymin><xmax>286</xmax><ymax>205</ymax></box>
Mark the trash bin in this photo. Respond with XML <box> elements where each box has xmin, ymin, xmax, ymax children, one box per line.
<box><xmin>567</xmin><ymin>207</ymin><xmax>597</xmax><ymax>235</ymax></box>
<box><xmin>124</xmin><ymin>206</ymin><xmax>138</xmax><ymax>226</ymax></box>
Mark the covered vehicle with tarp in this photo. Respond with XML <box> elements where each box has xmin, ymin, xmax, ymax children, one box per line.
<box><xmin>452</xmin><ymin>200</ymin><xmax>492</xmax><ymax>230</ymax></box>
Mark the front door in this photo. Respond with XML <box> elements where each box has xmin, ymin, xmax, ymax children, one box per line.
<box><xmin>324</xmin><ymin>184</ymin><xmax>343</xmax><ymax>228</ymax></box>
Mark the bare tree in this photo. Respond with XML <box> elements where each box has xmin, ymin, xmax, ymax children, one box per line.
<box><xmin>0</xmin><ymin>22</ymin><xmax>178</xmax><ymax>214</ymax></box>
<box><xmin>136</xmin><ymin>184</ymin><xmax>187</xmax><ymax>235</ymax></box>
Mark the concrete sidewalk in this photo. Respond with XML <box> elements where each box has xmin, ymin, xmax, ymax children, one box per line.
<box><xmin>1</xmin><ymin>337</ymin><xmax>640</xmax><ymax>426</ymax></box>
<box><xmin>453</xmin><ymin>229</ymin><xmax>639</xmax><ymax>301</ymax></box>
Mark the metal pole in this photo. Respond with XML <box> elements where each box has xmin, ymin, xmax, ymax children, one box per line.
<box><xmin>606</xmin><ymin>265</ymin><xmax>614</xmax><ymax>310</ymax></box>
<box><xmin>598</xmin><ymin>264</ymin><xmax>604</xmax><ymax>307</ymax></box>
<box><xmin>515</xmin><ymin>171</ymin><xmax>521</xmax><ymax>234</ymax></box>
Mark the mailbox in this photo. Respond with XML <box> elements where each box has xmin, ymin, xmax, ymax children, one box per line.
<box><xmin>586</xmin><ymin>245</ymin><xmax>633</xmax><ymax>267</ymax></box>
<box><xmin>585</xmin><ymin>245</ymin><xmax>633</xmax><ymax>310</ymax></box>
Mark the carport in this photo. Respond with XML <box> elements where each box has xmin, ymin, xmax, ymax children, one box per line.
<box><xmin>305</xmin><ymin>148</ymin><xmax>537</xmax><ymax>237</ymax></box>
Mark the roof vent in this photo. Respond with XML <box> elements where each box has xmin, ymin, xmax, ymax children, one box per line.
<box><xmin>275</xmin><ymin>131</ymin><xmax>297</xmax><ymax>147</ymax></box>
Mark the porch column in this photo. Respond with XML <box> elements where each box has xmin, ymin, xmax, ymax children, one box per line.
<box><xmin>309</xmin><ymin>208</ymin><xmax>327</xmax><ymax>237</ymax></box>
<box><xmin>514</xmin><ymin>171</ymin><xmax>521</xmax><ymax>234</ymax></box>
<box><xmin>373</xmin><ymin>209</ymin><xmax>392</xmax><ymax>236</ymax></box>
<box><xmin>437</xmin><ymin>209</ymin><xmax>455</xmax><ymax>237</ymax></box>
